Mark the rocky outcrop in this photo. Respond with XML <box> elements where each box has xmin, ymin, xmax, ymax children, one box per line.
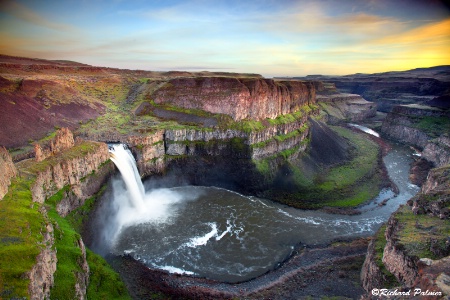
<box><xmin>74</xmin><ymin>237</ymin><xmax>89</xmax><ymax>300</ymax></box>
<box><xmin>35</xmin><ymin>127</ymin><xmax>75</xmax><ymax>162</ymax></box>
<box><xmin>409</xmin><ymin>158</ymin><xmax>434</xmax><ymax>186</ymax></box>
<box><xmin>30</xmin><ymin>141</ymin><xmax>111</xmax><ymax>206</ymax></box>
<box><xmin>382</xmin><ymin>216</ymin><xmax>420</xmax><ymax>287</ymax></box>
<box><xmin>381</xmin><ymin>104</ymin><xmax>449</xmax><ymax>149</ymax></box>
<box><xmin>56</xmin><ymin>159</ymin><xmax>114</xmax><ymax>217</ymax></box>
<box><xmin>126</xmin><ymin>132</ymin><xmax>166</xmax><ymax>177</ymax></box>
<box><xmin>28</xmin><ymin>207</ymin><xmax>57</xmax><ymax>300</ymax></box>
<box><xmin>361</xmin><ymin>239</ymin><xmax>388</xmax><ymax>291</ymax></box>
<box><xmin>164</xmin><ymin>122</ymin><xmax>310</xmax><ymax>160</ymax></box>
<box><xmin>0</xmin><ymin>146</ymin><xmax>16</xmax><ymax>200</ymax></box>
<box><xmin>423</xmin><ymin>136</ymin><xmax>450</xmax><ymax>167</ymax></box>
<box><xmin>151</xmin><ymin>77</ymin><xmax>315</xmax><ymax>121</ymax></box>
<box><xmin>317</xmin><ymin>93</ymin><xmax>377</xmax><ymax>124</ymax></box>
<box><xmin>422</xmin><ymin>165</ymin><xmax>450</xmax><ymax>195</ymax></box>
<box><xmin>414</xmin><ymin>256</ymin><xmax>450</xmax><ymax>297</ymax></box>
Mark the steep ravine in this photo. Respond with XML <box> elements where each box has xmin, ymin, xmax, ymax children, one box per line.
<box><xmin>360</xmin><ymin>103</ymin><xmax>450</xmax><ymax>298</ymax></box>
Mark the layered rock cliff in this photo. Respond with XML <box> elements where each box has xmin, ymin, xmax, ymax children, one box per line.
<box><xmin>151</xmin><ymin>77</ymin><xmax>316</xmax><ymax>121</ymax></box>
<box><xmin>317</xmin><ymin>92</ymin><xmax>377</xmax><ymax>124</ymax></box>
<box><xmin>31</xmin><ymin>141</ymin><xmax>111</xmax><ymax>204</ymax></box>
<box><xmin>381</xmin><ymin>104</ymin><xmax>450</xmax><ymax>150</ymax></box>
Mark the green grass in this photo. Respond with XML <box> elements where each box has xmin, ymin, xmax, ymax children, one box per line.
<box><xmin>48</xmin><ymin>183</ymin><xmax>131</xmax><ymax>300</ymax></box>
<box><xmin>86</xmin><ymin>250</ymin><xmax>131</xmax><ymax>300</ymax></box>
<box><xmin>1</xmin><ymin>141</ymin><xmax>130</xmax><ymax>299</ymax></box>
<box><xmin>47</xmin><ymin>202</ymin><xmax>83</xmax><ymax>299</ymax></box>
<box><xmin>415</xmin><ymin>116</ymin><xmax>450</xmax><ymax>138</ymax></box>
<box><xmin>0</xmin><ymin>175</ymin><xmax>45</xmax><ymax>299</ymax></box>
<box><xmin>45</xmin><ymin>185</ymin><xmax>131</xmax><ymax>300</ymax></box>
<box><xmin>300</xmin><ymin>126</ymin><xmax>380</xmax><ymax>207</ymax></box>
<box><xmin>394</xmin><ymin>205</ymin><xmax>450</xmax><ymax>259</ymax></box>
<box><xmin>258</xmin><ymin>125</ymin><xmax>382</xmax><ymax>209</ymax></box>
<box><xmin>229</xmin><ymin>119</ymin><xmax>265</xmax><ymax>133</ymax></box>
<box><xmin>254</xmin><ymin>158</ymin><xmax>271</xmax><ymax>174</ymax></box>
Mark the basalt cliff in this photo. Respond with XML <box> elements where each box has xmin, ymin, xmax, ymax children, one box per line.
<box><xmin>0</xmin><ymin>55</ymin><xmax>448</xmax><ymax>299</ymax></box>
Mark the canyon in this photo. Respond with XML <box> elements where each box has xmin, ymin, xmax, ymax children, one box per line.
<box><xmin>0</xmin><ymin>55</ymin><xmax>449</xmax><ymax>299</ymax></box>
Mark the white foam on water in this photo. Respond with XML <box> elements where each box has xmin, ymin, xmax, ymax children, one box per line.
<box><xmin>186</xmin><ymin>222</ymin><xmax>218</xmax><ymax>247</ymax></box>
<box><xmin>157</xmin><ymin>265</ymin><xmax>196</xmax><ymax>275</ymax></box>
<box><xmin>216</xmin><ymin>219</ymin><xmax>233</xmax><ymax>241</ymax></box>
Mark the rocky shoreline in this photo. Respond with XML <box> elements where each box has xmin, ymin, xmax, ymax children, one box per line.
<box><xmin>109</xmin><ymin>238</ymin><xmax>369</xmax><ymax>300</ymax></box>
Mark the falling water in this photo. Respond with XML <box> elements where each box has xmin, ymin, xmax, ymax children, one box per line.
<box><xmin>93</xmin><ymin>144</ymin><xmax>201</xmax><ymax>255</ymax></box>
<box><xmin>109</xmin><ymin>144</ymin><xmax>146</xmax><ymax>210</ymax></box>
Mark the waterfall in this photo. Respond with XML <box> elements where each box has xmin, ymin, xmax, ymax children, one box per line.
<box><xmin>109</xmin><ymin>144</ymin><xmax>146</xmax><ymax>210</ymax></box>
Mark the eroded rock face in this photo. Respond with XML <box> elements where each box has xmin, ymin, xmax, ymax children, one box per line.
<box><xmin>381</xmin><ymin>105</ymin><xmax>449</xmax><ymax>149</ymax></box>
<box><xmin>300</xmin><ymin>66</ymin><xmax>450</xmax><ymax>113</ymax></box>
<box><xmin>35</xmin><ymin>127</ymin><xmax>75</xmax><ymax>162</ymax></box>
<box><xmin>361</xmin><ymin>239</ymin><xmax>386</xmax><ymax>292</ymax></box>
<box><xmin>361</xmin><ymin>163</ymin><xmax>450</xmax><ymax>297</ymax></box>
<box><xmin>74</xmin><ymin>237</ymin><xmax>89</xmax><ymax>300</ymax></box>
<box><xmin>0</xmin><ymin>146</ymin><xmax>17</xmax><ymax>200</ymax></box>
<box><xmin>317</xmin><ymin>93</ymin><xmax>377</xmax><ymax>124</ymax></box>
<box><xmin>423</xmin><ymin>136</ymin><xmax>450</xmax><ymax>168</ymax></box>
<box><xmin>31</xmin><ymin>142</ymin><xmax>110</xmax><ymax>205</ymax></box>
<box><xmin>28</xmin><ymin>208</ymin><xmax>57</xmax><ymax>300</ymax></box>
<box><xmin>382</xmin><ymin>216</ymin><xmax>420</xmax><ymax>287</ymax></box>
<box><xmin>56</xmin><ymin>160</ymin><xmax>114</xmax><ymax>217</ymax></box>
<box><xmin>413</xmin><ymin>257</ymin><xmax>450</xmax><ymax>298</ymax></box>
<box><xmin>420</xmin><ymin>165</ymin><xmax>450</xmax><ymax>203</ymax></box>
<box><xmin>151</xmin><ymin>77</ymin><xmax>315</xmax><ymax>121</ymax></box>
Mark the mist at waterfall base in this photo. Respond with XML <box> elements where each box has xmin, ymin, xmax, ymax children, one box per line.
<box><xmin>92</xmin><ymin>143</ymin><xmax>419</xmax><ymax>283</ymax></box>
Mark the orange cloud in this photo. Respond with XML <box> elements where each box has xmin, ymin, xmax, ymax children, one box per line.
<box><xmin>375</xmin><ymin>18</ymin><xmax>450</xmax><ymax>46</ymax></box>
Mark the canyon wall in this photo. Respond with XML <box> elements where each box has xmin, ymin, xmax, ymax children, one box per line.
<box><xmin>0</xmin><ymin>146</ymin><xmax>17</xmax><ymax>200</ymax></box>
<box><xmin>381</xmin><ymin>104</ymin><xmax>450</xmax><ymax>150</ymax></box>
<box><xmin>317</xmin><ymin>93</ymin><xmax>377</xmax><ymax>124</ymax></box>
<box><xmin>362</xmin><ymin>166</ymin><xmax>450</xmax><ymax>296</ymax></box>
<box><xmin>151</xmin><ymin>77</ymin><xmax>316</xmax><ymax>121</ymax></box>
<box><xmin>422</xmin><ymin>136</ymin><xmax>450</xmax><ymax>168</ymax></box>
<box><xmin>19</xmin><ymin>129</ymin><xmax>112</xmax><ymax>299</ymax></box>
<box><xmin>362</xmin><ymin>100</ymin><xmax>450</xmax><ymax>297</ymax></box>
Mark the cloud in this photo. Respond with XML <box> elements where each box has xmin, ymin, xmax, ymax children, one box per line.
<box><xmin>373</xmin><ymin>18</ymin><xmax>450</xmax><ymax>46</ymax></box>
<box><xmin>0</xmin><ymin>0</ymin><xmax>75</xmax><ymax>32</ymax></box>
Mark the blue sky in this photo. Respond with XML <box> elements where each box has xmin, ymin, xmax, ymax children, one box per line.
<box><xmin>1</xmin><ymin>0</ymin><xmax>449</xmax><ymax>76</ymax></box>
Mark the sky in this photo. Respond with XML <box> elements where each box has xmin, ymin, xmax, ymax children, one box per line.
<box><xmin>0</xmin><ymin>0</ymin><xmax>449</xmax><ymax>77</ymax></box>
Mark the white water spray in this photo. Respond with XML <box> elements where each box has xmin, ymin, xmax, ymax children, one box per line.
<box><xmin>93</xmin><ymin>144</ymin><xmax>202</xmax><ymax>254</ymax></box>
<box><xmin>109</xmin><ymin>144</ymin><xmax>146</xmax><ymax>210</ymax></box>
